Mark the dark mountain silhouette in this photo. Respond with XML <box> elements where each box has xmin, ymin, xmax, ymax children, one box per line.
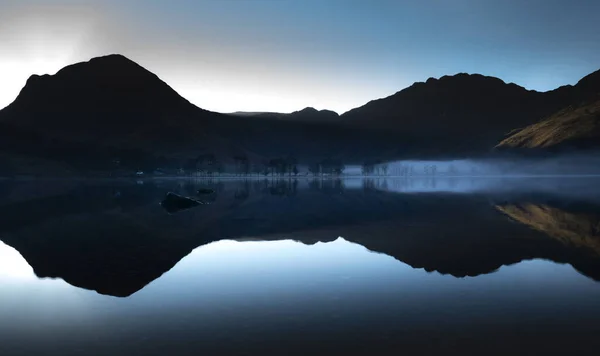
<box><xmin>1</xmin><ymin>55</ymin><xmax>207</xmax><ymax>140</ymax></box>
<box><xmin>2</xmin><ymin>180</ymin><xmax>600</xmax><ymax>297</ymax></box>
<box><xmin>231</xmin><ymin>107</ymin><xmax>340</xmax><ymax>123</ymax></box>
<box><xmin>288</xmin><ymin>107</ymin><xmax>340</xmax><ymax>122</ymax></box>
<box><xmin>341</xmin><ymin>71</ymin><xmax>600</xmax><ymax>156</ymax></box>
<box><xmin>0</xmin><ymin>55</ymin><xmax>403</xmax><ymax>173</ymax></box>
<box><xmin>0</xmin><ymin>55</ymin><xmax>240</xmax><ymax>173</ymax></box>
<box><xmin>1</xmin><ymin>54</ymin><xmax>600</xmax><ymax>175</ymax></box>
<box><xmin>497</xmin><ymin>95</ymin><xmax>600</xmax><ymax>150</ymax></box>
<box><xmin>230</xmin><ymin>111</ymin><xmax>272</xmax><ymax>116</ymax></box>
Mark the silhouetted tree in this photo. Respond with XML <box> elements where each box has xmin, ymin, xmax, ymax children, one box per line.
<box><xmin>251</xmin><ymin>162</ymin><xmax>262</xmax><ymax>176</ymax></box>
<box><xmin>215</xmin><ymin>161</ymin><xmax>225</xmax><ymax>176</ymax></box>
<box><xmin>197</xmin><ymin>153</ymin><xmax>216</xmax><ymax>176</ymax></box>
<box><xmin>308</xmin><ymin>162</ymin><xmax>320</xmax><ymax>177</ymax></box>
<box><xmin>286</xmin><ymin>156</ymin><xmax>297</xmax><ymax>177</ymax></box>
<box><xmin>261</xmin><ymin>160</ymin><xmax>270</xmax><ymax>176</ymax></box>
<box><xmin>233</xmin><ymin>155</ymin><xmax>250</xmax><ymax>176</ymax></box>
<box><xmin>381</xmin><ymin>163</ymin><xmax>389</xmax><ymax>176</ymax></box>
<box><xmin>320</xmin><ymin>158</ymin><xmax>344</xmax><ymax>175</ymax></box>
<box><xmin>267</xmin><ymin>158</ymin><xmax>287</xmax><ymax>176</ymax></box>
<box><xmin>184</xmin><ymin>158</ymin><xmax>197</xmax><ymax>177</ymax></box>
<box><xmin>362</xmin><ymin>162</ymin><xmax>375</xmax><ymax>175</ymax></box>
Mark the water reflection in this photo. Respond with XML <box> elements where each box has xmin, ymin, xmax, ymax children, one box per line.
<box><xmin>0</xmin><ymin>241</ymin><xmax>35</xmax><ymax>279</ymax></box>
<box><xmin>3</xmin><ymin>178</ymin><xmax>600</xmax><ymax>355</ymax></box>
<box><xmin>1</xmin><ymin>178</ymin><xmax>600</xmax><ymax>298</ymax></box>
<box><xmin>497</xmin><ymin>203</ymin><xmax>600</xmax><ymax>256</ymax></box>
<box><xmin>2</xmin><ymin>236</ymin><xmax>600</xmax><ymax>356</ymax></box>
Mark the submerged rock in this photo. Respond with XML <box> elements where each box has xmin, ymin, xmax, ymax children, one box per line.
<box><xmin>197</xmin><ymin>188</ymin><xmax>215</xmax><ymax>195</ymax></box>
<box><xmin>160</xmin><ymin>192</ymin><xmax>202</xmax><ymax>214</ymax></box>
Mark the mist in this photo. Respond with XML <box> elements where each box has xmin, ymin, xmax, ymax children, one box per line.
<box><xmin>376</xmin><ymin>152</ymin><xmax>600</xmax><ymax>177</ymax></box>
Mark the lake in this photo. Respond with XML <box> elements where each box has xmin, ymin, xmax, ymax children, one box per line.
<box><xmin>1</xmin><ymin>177</ymin><xmax>600</xmax><ymax>355</ymax></box>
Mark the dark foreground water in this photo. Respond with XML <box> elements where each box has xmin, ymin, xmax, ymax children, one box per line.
<box><xmin>1</xmin><ymin>177</ymin><xmax>600</xmax><ymax>355</ymax></box>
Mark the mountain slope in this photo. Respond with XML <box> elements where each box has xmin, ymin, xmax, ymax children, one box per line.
<box><xmin>0</xmin><ymin>54</ymin><xmax>212</xmax><ymax>149</ymax></box>
<box><xmin>0</xmin><ymin>55</ymin><xmax>403</xmax><ymax>173</ymax></box>
<box><xmin>341</xmin><ymin>71</ymin><xmax>600</xmax><ymax>155</ymax></box>
<box><xmin>497</xmin><ymin>96</ymin><xmax>600</xmax><ymax>150</ymax></box>
<box><xmin>0</xmin><ymin>55</ymin><xmax>268</xmax><ymax>172</ymax></box>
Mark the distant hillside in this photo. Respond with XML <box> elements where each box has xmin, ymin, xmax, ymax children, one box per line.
<box><xmin>232</xmin><ymin>107</ymin><xmax>340</xmax><ymax>123</ymax></box>
<box><xmin>342</xmin><ymin>71</ymin><xmax>600</xmax><ymax>155</ymax></box>
<box><xmin>497</xmin><ymin>95</ymin><xmax>600</xmax><ymax>150</ymax></box>
<box><xmin>288</xmin><ymin>107</ymin><xmax>340</xmax><ymax>122</ymax></box>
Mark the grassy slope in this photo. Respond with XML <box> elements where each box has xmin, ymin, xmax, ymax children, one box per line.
<box><xmin>497</xmin><ymin>97</ymin><xmax>600</xmax><ymax>149</ymax></box>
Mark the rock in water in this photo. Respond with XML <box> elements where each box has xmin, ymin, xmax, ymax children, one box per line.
<box><xmin>197</xmin><ymin>188</ymin><xmax>215</xmax><ymax>195</ymax></box>
<box><xmin>160</xmin><ymin>192</ymin><xmax>201</xmax><ymax>214</ymax></box>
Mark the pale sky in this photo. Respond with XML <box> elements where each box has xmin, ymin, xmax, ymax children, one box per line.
<box><xmin>0</xmin><ymin>0</ymin><xmax>599</xmax><ymax>114</ymax></box>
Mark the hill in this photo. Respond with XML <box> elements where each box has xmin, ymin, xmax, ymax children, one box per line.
<box><xmin>0</xmin><ymin>55</ymin><xmax>402</xmax><ymax>174</ymax></box>
<box><xmin>496</xmin><ymin>95</ymin><xmax>600</xmax><ymax>150</ymax></box>
<box><xmin>231</xmin><ymin>107</ymin><xmax>340</xmax><ymax>123</ymax></box>
<box><xmin>341</xmin><ymin>71</ymin><xmax>600</xmax><ymax>155</ymax></box>
<box><xmin>0</xmin><ymin>54</ymin><xmax>241</xmax><ymax>173</ymax></box>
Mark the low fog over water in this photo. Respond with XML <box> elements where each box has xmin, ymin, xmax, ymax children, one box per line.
<box><xmin>367</xmin><ymin>152</ymin><xmax>600</xmax><ymax>177</ymax></box>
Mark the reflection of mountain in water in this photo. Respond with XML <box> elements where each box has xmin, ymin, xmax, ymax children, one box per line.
<box><xmin>497</xmin><ymin>203</ymin><xmax>600</xmax><ymax>257</ymax></box>
<box><xmin>2</xmin><ymin>179</ymin><xmax>600</xmax><ymax>297</ymax></box>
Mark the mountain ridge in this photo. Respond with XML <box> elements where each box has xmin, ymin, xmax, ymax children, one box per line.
<box><xmin>1</xmin><ymin>53</ymin><xmax>600</xmax><ymax>174</ymax></box>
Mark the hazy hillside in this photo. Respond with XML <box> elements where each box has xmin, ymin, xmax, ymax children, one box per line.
<box><xmin>232</xmin><ymin>107</ymin><xmax>340</xmax><ymax>123</ymax></box>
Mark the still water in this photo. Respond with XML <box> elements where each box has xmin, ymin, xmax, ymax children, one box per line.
<box><xmin>1</xmin><ymin>178</ymin><xmax>600</xmax><ymax>355</ymax></box>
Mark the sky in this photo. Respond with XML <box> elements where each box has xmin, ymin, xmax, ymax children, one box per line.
<box><xmin>0</xmin><ymin>0</ymin><xmax>599</xmax><ymax>114</ymax></box>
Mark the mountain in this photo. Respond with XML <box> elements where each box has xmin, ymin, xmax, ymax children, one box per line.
<box><xmin>496</xmin><ymin>95</ymin><xmax>600</xmax><ymax>150</ymax></box>
<box><xmin>231</xmin><ymin>107</ymin><xmax>340</xmax><ymax>123</ymax></box>
<box><xmin>0</xmin><ymin>55</ymin><xmax>401</xmax><ymax>174</ymax></box>
<box><xmin>341</xmin><ymin>71</ymin><xmax>600</xmax><ymax>156</ymax></box>
<box><xmin>1</xmin><ymin>54</ymin><xmax>204</xmax><ymax>138</ymax></box>
<box><xmin>230</xmin><ymin>111</ymin><xmax>272</xmax><ymax>116</ymax></box>
<box><xmin>288</xmin><ymin>107</ymin><xmax>340</xmax><ymax>122</ymax></box>
<box><xmin>1</xmin><ymin>53</ymin><xmax>600</xmax><ymax>175</ymax></box>
<box><xmin>0</xmin><ymin>54</ymin><xmax>235</xmax><ymax>173</ymax></box>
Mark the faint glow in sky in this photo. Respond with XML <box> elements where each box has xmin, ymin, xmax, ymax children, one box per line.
<box><xmin>0</xmin><ymin>0</ymin><xmax>599</xmax><ymax>113</ymax></box>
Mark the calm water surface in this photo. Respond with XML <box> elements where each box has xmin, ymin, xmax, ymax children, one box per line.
<box><xmin>1</xmin><ymin>178</ymin><xmax>600</xmax><ymax>355</ymax></box>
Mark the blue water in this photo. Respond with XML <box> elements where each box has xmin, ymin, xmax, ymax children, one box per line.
<box><xmin>1</xmin><ymin>178</ymin><xmax>600</xmax><ymax>355</ymax></box>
